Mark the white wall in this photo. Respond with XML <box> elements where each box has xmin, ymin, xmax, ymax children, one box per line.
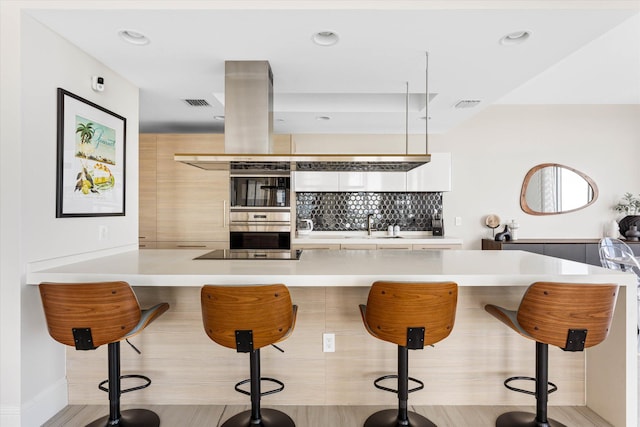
<box><xmin>1</xmin><ymin>9</ymin><xmax>140</xmax><ymax>426</ymax></box>
<box><xmin>434</xmin><ymin>105</ymin><xmax>640</xmax><ymax>247</ymax></box>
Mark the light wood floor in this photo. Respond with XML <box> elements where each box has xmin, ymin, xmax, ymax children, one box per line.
<box><xmin>42</xmin><ymin>404</ymin><xmax>614</xmax><ymax>426</ymax></box>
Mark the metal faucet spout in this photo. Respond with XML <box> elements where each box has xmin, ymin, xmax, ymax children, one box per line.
<box><xmin>367</xmin><ymin>214</ymin><xmax>374</xmax><ymax>236</ymax></box>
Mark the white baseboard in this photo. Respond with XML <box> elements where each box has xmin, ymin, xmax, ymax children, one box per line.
<box><xmin>0</xmin><ymin>406</ymin><xmax>20</xmax><ymax>427</ymax></box>
<box><xmin>20</xmin><ymin>378</ymin><xmax>68</xmax><ymax>427</ymax></box>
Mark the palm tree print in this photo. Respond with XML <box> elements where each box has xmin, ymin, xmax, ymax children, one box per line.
<box><xmin>76</xmin><ymin>122</ymin><xmax>95</xmax><ymax>145</ymax></box>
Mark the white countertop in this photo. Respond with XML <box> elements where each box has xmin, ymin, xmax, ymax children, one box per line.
<box><xmin>26</xmin><ymin>248</ymin><xmax>634</xmax><ymax>288</ymax></box>
<box><xmin>292</xmin><ymin>231</ymin><xmax>462</xmax><ymax>245</ymax></box>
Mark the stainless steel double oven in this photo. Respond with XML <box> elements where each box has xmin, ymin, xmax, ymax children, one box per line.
<box><xmin>229</xmin><ymin>174</ymin><xmax>291</xmax><ymax>250</ymax></box>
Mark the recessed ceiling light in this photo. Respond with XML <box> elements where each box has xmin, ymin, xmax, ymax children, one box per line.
<box><xmin>420</xmin><ymin>116</ymin><xmax>432</xmax><ymax>120</ymax></box>
<box><xmin>316</xmin><ymin>116</ymin><xmax>331</xmax><ymax>121</ymax></box>
<box><xmin>118</xmin><ymin>29</ymin><xmax>150</xmax><ymax>46</ymax></box>
<box><xmin>312</xmin><ymin>31</ymin><xmax>339</xmax><ymax>47</ymax></box>
<box><xmin>213</xmin><ymin>115</ymin><xmax>225</xmax><ymax>121</ymax></box>
<box><xmin>499</xmin><ymin>31</ymin><xmax>530</xmax><ymax>46</ymax></box>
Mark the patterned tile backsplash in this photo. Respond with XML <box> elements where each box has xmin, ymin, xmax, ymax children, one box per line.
<box><xmin>296</xmin><ymin>192</ymin><xmax>443</xmax><ymax>231</ymax></box>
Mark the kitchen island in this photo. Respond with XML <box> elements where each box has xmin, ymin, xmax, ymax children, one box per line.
<box><xmin>27</xmin><ymin>249</ymin><xmax>637</xmax><ymax>427</ymax></box>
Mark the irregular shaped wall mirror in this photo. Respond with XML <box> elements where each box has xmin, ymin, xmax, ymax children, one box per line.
<box><xmin>520</xmin><ymin>163</ymin><xmax>598</xmax><ymax>215</ymax></box>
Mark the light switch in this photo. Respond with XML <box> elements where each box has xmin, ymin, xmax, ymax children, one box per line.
<box><xmin>455</xmin><ymin>217</ymin><xmax>462</xmax><ymax>226</ymax></box>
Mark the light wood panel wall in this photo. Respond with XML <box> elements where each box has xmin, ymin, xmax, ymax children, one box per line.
<box><xmin>66</xmin><ymin>286</ymin><xmax>585</xmax><ymax>406</ymax></box>
<box><xmin>155</xmin><ymin>134</ymin><xmax>229</xmax><ymax>243</ymax></box>
<box><xmin>139</xmin><ymin>134</ymin><xmax>157</xmax><ymax>244</ymax></box>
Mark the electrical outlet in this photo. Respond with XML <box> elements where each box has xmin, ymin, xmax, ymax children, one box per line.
<box><xmin>323</xmin><ymin>333</ymin><xmax>335</xmax><ymax>352</ymax></box>
<box><xmin>98</xmin><ymin>225</ymin><xmax>109</xmax><ymax>241</ymax></box>
<box><xmin>455</xmin><ymin>216</ymin><xmax>462</xmax><ymax>226</ymax></box>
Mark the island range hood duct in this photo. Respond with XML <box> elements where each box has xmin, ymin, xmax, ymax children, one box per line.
<box><xmin>174</xmin><ymin>60</ymin><xmax>430</xmax><ymax>172</ymax></box>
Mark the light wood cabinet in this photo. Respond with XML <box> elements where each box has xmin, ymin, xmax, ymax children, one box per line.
<box><xmin>139</xmin><ymin>133</ymin><xmax>229</xmax><ymax>248</ymax></box>
<box><xmin>292</xmin><ymin>243</ymin><xmax>341</xmax><ymax>250</ymax></box>
<box><xmin>139</xmin><ymin>134</ymin><xmax>157</xmax><ymax>243</ymax></box>
<box><xmin>412</xmin><ymin>243</ymin><xmax>461</xmax><ymax>250</ymax></box>
<box><xmin>340</xmin><ymin>243</ymin><xmax>377</xmax><ymax>250</ymax></box>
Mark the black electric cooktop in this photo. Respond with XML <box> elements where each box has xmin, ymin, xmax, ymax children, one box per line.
<box><xmin>194</xmin><ymin>249</ymin><xmax>302</xmax><ymax>260</ymax></box>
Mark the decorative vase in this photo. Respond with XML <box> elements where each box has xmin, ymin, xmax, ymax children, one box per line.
<box><xmin>618</xmin><ymin>215</ymin><xmax>640</xmax><ymax>239</ymax></box>
<box><xmin>625</xmin><ymin>225</ymin><xmax>640</xmax><ymax>242</ymax></box>
<box><xmin>494</xmin><ymin>224</ymin><xmax>511</xmax><ymax>242</ymax></box>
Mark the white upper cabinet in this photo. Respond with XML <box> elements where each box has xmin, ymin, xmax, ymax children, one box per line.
<box><xmin>406</xmin><ymin>152</ymin><xmax>451</xmax><ymax>192</ymax></box>
<box><xmin>295</xmin><ymin>171</ymin><xmax>407</xmax><ymax>192</ymax></box>
<box><xmin>294</xmin><ymin>156</ymin><xmax>451</xmax><ymax>192</ymax></box>
<box><xmin>294</xmin><ymin>171</ymin><xmax>340</xmax><ymax>191</ymax></box>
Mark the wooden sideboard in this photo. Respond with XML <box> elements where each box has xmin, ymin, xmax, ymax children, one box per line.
<box><xmin>482</xmin><ymin>238</ymin><xmax>640</xmax><ymax>266</ymax></box>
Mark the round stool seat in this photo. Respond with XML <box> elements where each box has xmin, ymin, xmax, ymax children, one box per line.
<box><xmin>222</xmin><ymin>408</ymin><xmax>295</xmax><ymax>427</ymax></box>
<box><xmin>364</xmin><ymin>409</ymin><xmax>436</xmax><ymax>427</ymax></box>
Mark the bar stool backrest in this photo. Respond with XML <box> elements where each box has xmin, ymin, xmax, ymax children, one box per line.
<box><xmin>516</xmin><ymin>282</ymin><xmax>618</xmax><ymax>349</ymax></box>
<box><xmin>201</xmin><ymin>284</ymin><xmax>294</xmax><ymax>350</ymax></box>
<box><xmin>363</xmin><ymin>281</ymin><xmax>458</xmax><ymax>347</ymax></box>
<box><xmin>39</xmin><ymin>281</ymin><xmax>142</xmax><ymax>348</ymax></box>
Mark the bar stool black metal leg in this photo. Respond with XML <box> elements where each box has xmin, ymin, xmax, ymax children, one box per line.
<box><xmin>222</xmin><ymin>349</ymin><xmax>295</xmax><ymax>427</ymax></box>
<box><xmin>363</xmin><ymin>346</ymin><xmax>436</xmax><ymax>427</ymax></box>
<box><xmin>496</xmin><ymin>342</ymin><xmax>566</xmax><ymax>427</ymax></box>
<box><xmin>86</xmin><ymin>342</ymin><xmax>160</xmax><ymax>427</ymax></box>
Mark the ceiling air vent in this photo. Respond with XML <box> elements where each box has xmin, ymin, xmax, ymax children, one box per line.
<box><xmin>454</xmin><ymin>100</ymin><xmax>481</xmax><ymax>109</ymax></box>
<box><xmin>183</xmin><ymin>99</ymin><xmax>211</xmax><ymax>107</ymax></box>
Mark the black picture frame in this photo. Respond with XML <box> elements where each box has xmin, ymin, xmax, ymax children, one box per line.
<box><xmin>56</xmin><ymin>88</ymin><xmax>126</xmax><ymax>217</ymax></box>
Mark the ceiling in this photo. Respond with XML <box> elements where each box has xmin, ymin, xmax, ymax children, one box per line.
<box><xmin>28</xmin><ymin>2</ymin><xmax>640</xmax><ymax>135</ymax></box>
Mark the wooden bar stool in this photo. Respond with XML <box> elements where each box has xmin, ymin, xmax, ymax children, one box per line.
<box><xmin>201</xmin><ymin>284</ymin><xmax>298</xmax><ymax>427</ymax></box>
<box><xmin>359</xmin><ymin>281</ymin><xmax>458</xmax><ymax>427</ymax></box>
<box><xmin>485</xmin><ymin>282</ymin><xmax>618</xmax><ymax>427</ymax></box>
<box><xmin>39</xmin><ymin>281</ymin><xmax>169</xmax><ymax>427</ymax></box>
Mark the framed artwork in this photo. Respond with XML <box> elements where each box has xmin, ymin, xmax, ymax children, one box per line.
<box><xmin>56</xmin><ymin>88</ymin><xmax>126</xmax><ymax>217</ymax></box>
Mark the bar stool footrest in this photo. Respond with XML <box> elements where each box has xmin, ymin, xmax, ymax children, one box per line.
<box><xmin>504</xmin><ymin>376</ymin><xmax>557</xmax><ymax>396</ymax></box>
<box><xmin>234</xmin><ymin>376</ymin><xmax>284</xmax><ymax>397</ymax></box>
<box><xmin>98</xmin><ymin>374</ymin><xmax>152</xmax><ymax>394</ymax></box>
<box><xmin>373</xmin><ymin>374</ymin><xmax>424</xmax><ymax>394</ymax></box>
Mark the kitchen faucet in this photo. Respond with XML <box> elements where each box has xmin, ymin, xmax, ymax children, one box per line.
<box><xmin>367</xmin><ymin>214</ymin><xmax>374</xmax><ymax>236</ymax></box>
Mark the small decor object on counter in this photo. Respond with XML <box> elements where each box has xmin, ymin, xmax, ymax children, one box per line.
<box><xmin>387</xmin><ymin>225</ymin><xmax>394</xmax><ymax>236</ymax></box>
<box><xmin>614</xmin><ymin>192</ymin><xmax>640</xmax><ymax>238</ymax></box>
<box><xmin>494</xmin><ymin>224</ymin><xmax>511</xmax><ymax>241</ymax></box>
<box><xmin>485</xmin><ymin>214</ymin><xmax>501</xmax><ymax>238</ymax></box>
<box><xmin>509</xmin><ymin>219</ymin><xmax>520</xmax><ymax>240</ymax></box>
<box><xmin>605</xmin><ymin>219</ymin><xmax>620</xmax><ymax>238</ymax></box>
<box><xmin>393</xmin><ymin>225</ymin><xmax>400</xmax><ymax>236</ymax></box>
<box><xmin>625</xmin><ymin>225</ymin><xmax>640</xmax><ymax>242</ymax></box>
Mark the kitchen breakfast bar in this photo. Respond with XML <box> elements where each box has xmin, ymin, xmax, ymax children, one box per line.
<box><xmin>27</xmin><ymin>249</ymin><xmax>637</xmax><ymax>427</ymax></box>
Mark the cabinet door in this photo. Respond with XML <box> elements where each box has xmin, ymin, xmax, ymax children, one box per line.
<box><xmin>377</xmin><ymin>243</ymin><xmax>412</xmax><ymax>250</ymax></box>
<box><xmin>139</xmin><ymin>134</ymin><xmax>157</xmax><ymax>242</ymax></box>
<box><xmin>339</xmin><ymin>172</ymin><xmax>406</xmax><ymax>191</ymax></box>
<box><xmin>406</xmin><ymin>152</ymin><xmax>451</xmax><ymax>191</ymax></box>
<box><xmin>156</xmin><ymin>134</ymin><xmax>229</xmax><ymax>243</ymax></box>
<box><xmin>544</xmin><ymin>244</ymin><xmax>586</xmax><ymax>263</ymax></box>
<box><xmin>340</xmin><ymin>244</ymin><xmax>377</xmax><ymax>250</ymax></box>
<box><xmin>292</xmin><ymin>243</ymin><xmax>341</xmax><ymax>250</ymax></box>
<box><xmin>412</xmin><ymin>244</ymin><xmax>461</xmax><ymax>250</ymax></box>
<box><xmin>293</xmin><ymin>171</ymin><xmax>339</xmax><ymax>191</ymax></box>
<box><xmin>502</xmin><ymin>243</ymin><xmax>544</xmax><ymax>254</ymax></box>
<box><xmin>338</xmin><ymin>172</ymin><xmax>367</xmax><ymax>191</ymax></box>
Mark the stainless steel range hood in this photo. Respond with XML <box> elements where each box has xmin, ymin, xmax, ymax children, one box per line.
<box><xmin>174</xmin><ymin>60</ymin><xmax>430</xmax><ymax>172</ymax></box>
